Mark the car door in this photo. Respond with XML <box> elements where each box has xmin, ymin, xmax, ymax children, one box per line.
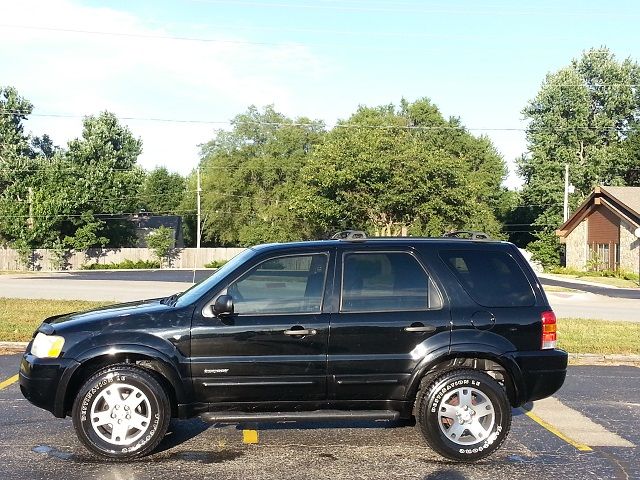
<box><xmin>190</xmin><ymin>250</ymin><xmax>333</xmax><ymax>405</ymax></box>
<box><xmin>328</xmin><ymin>247</ymin><xmax>450</xmax><ymax>401</ymax></box>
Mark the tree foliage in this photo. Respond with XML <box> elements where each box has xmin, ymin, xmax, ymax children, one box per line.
<box><xmin>0</xmin><ymin>97</ymin><xmax>145</xmax><ymax>251</ymax></box>
<box><xmin>518</xmin><ymin>48</ymin><xmax>640</xmax><ymax>266</ymax></box>
<box><xmin>189</xmin><ymin>105</ymin><xmax>325</xmax><ymax>246</ymax></box>
<box><xmin>293</xmin><ymin>99</ymin><xmax>508</xmax><ymax>238</ymax></box>
<box><xmin>140</xmin><ymin>167</ymin><xmax>186</xmax><ymax>215</ymax></box>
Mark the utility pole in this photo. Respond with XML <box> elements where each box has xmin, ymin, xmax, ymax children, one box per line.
<box><xmin>196</xmin><ymin>167</ymin><xmax>202</xmax><ymax>249</ymax></box>
<box><xmin>563</xmin><ymin>164</ymin><xmax>570</xmax><ymax>223</ymax></box>
<box><xmin>27</xmin><ymin>187</ymin><xmax>34</xmax><ymax>229</ymax></box>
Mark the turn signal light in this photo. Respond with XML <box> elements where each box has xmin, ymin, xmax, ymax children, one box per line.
<box><xmin>541</xmin><ymin>310</ymin><xmax>557</xmax><ymax>349</ymax></box>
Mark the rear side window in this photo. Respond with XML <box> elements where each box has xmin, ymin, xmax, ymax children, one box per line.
<box><xmin>440</xmin><ymin>250</ymin><xmax>535</xmax><ymax>307</ymax></box>
<box><xmin>341</xmin><ymin>252</ymin><xmax>442</xmax><ymax>312</ymax></box>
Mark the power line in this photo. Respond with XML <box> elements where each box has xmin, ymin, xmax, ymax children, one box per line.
<box><xmin>184</xmin><ymin>0</ymin><xmax>640</xmax><ymax>17</ymax></box>
<box><xmin>1</xmin><ymin>109</ymin><xmax>637</xmax><ymax>132</ymax></box>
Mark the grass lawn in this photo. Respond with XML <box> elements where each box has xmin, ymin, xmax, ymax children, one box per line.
<box><xmin>0</xmin><ymin>298</ymin><xmax>111</xmax><ymax>342</ymax></box>
<box><xmin>0</xmin><ymin>299</ymin><xmax>638</xmax><ymax>356</ymax></box>
<box><xmin>557</xmin><ymin>318</ymin><xmax>640</xmax><ymax>355</ymax></box>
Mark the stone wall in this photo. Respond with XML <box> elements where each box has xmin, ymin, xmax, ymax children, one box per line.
<box><xmin>565</xmin><ymin>219</ymin><xmax>588</xmax><ymax>270</ymax></box>
<box><xmin>619</xmin><ymin>219</ymin><xmax>640</xmax><ymax>273</ymax></box>
<box><xmin>0</xmin><ymin>247</ymin><xmax>246</xmax><ymax>271</ymax></box>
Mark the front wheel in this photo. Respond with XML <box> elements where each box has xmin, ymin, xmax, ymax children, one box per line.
<box><xmin>72</xmin><ymin>364</ymin><xmax>171</xmax><ymax>460</ymax></box>
<box><xmin>416</xmin><ymin>369</ymin><xmax>512</xmax><ymax>462</ymax></box>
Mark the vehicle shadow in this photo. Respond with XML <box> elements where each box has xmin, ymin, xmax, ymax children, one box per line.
<box><xmin>423</xmin><ymin>470</ymin><xmax>468</xmax><ymax>480</ymax></box>
<box><xmin>153</xmin><ymin>418</ymin><xmax>211</xmax><ymax>453</ymax></box>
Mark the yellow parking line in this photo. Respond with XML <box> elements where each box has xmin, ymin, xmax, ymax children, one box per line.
<box><xmin>524</xmin><ymin>410</ymin><xmax>593</xmax><ymax>451</ymax></box>
<box><xmin>0</xmin><ymin>374</ymin><xmax>18</xmax><ymax>390</ymax></box>
<box><xmin>242</xmin><ymin>429</ymin><xmax>259</xmax><ymax>444</ymax></box>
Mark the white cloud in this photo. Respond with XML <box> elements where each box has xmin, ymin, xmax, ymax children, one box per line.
<box><xmin>1</xmin><ymin>0</ymin><xmax>331</xmax><ymax>173</ymax></box>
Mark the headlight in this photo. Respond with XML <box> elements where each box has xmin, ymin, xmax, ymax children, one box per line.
<box><xmin>31</xmin><ymin>332</ymin><xmax>65</xmax><ymax>358</ymax></box>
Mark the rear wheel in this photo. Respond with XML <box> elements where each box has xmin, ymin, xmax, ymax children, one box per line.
<box><xmin>416</xmin><ymin>369</ymin><xmax>511</xmax><ymax>462</ymax></box>
<box><xmin>72</xmin><ymin>364</ymin><xmax>171</xmax><ymax>460</ymax></box>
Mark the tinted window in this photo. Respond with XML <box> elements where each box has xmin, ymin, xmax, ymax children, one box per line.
<box><xmin>341</xmin><ymin>252</ymin><xmax>442</xmax><ymax>312</ymax></box>
<box><xmin>227</xmin><ymin>254</ymin><xmax>328</xmax><ymax>314</ymax></box>
<box><xmin>440</xmin><ymin>250</ymin><xmax>535</xmax><ymax>307</ymax></box>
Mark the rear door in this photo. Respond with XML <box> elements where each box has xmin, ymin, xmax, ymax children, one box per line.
<box><xmin>328</xmin><ymin>247</ymin><xmax>450</xmax><ymax>401</ymax></box>
<box><xmin>190</xmin><ymin>250</ymin><xmax>333</xmax><ymax>404</ymax></box>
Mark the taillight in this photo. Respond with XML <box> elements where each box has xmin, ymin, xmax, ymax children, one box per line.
<box><xmin>541</xmin><ymin>310</ymin><xmax>557</xmax><ymax>349</ymax></box>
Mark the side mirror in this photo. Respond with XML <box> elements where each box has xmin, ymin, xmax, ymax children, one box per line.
<box><xmin>213</xmin><ymin>294</ymin><xmax>234</xmax><ymax>316</ymax></box>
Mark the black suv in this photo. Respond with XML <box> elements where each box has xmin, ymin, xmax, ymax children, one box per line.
<box><xmin>19</xmin><ymin>237</ymin><xmax>567</xmax><ymax>462</ymax></box>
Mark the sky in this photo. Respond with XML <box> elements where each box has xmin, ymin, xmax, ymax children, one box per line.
<box><xmin>2</xmin><ymin>0</ymin><xmax>639</xmax><ymax>188</ymax></box>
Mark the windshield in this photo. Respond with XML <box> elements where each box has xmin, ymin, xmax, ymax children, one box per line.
<box><xmin>173</xmin><ymin>248</ymin><xmax>256</xmax><ymax>307</ymax></box>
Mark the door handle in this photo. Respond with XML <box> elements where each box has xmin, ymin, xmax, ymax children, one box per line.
<box><xmin>284</xmin><ymin>327</ymin><xmax>317</xmax><ymax>336</ymax></box>
<box><xmin>404</xmin><ymin>323</ymin><xmax>436</xmax><ymax>333</ymax></box>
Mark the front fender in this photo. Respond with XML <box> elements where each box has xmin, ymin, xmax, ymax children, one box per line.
<box><xmin>55</xmin><ymin>340</ymin><xmax>191</xmax><ymax>418</ymax></box>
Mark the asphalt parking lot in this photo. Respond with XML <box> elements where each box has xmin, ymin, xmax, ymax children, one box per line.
<box><xmin>0</xmin><ymin>354</ymin><xmax>637</xmax><ymax>480</ymax></box>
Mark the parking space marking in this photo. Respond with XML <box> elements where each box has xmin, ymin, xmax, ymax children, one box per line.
<box><xmin>0</xmin><ymin>374</ymin><xmax>18</xmax><ymax>390</ymax></box>
<box><xmin>243</xmin><ymin>429</ymin><xmax>259</xmax><ymax>444</ymax></box>
<box><xmin>524</xmin><ymin>410</ymin><xmax>592</xmax><ymax>451</ymax></box>
<box><xmin>526</xmin><ymin>397</ymin><xmax>634</xmax><ymax>448</ymax></box>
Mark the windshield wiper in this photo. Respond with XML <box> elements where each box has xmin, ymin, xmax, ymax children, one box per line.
<box><xmin>161</xmin><ymin>293</ymin><xmax>180</xmax><ymax>306</ymax></box>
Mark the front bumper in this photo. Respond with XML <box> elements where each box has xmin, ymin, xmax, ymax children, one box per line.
<box><xmin>19</xmin><ymin>352</ymin><xmax>80</xmax><ymax>418</ymax></box>
<box><xmin>509</xmin><ymin>348</ymin><xmax>568</xmax><ymax>405</ymax></box>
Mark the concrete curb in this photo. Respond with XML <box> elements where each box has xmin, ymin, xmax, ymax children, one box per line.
<box><xmin>568</xmin><ymin>352</ymin><xmax>640</xmax><ymax>366</ymax></box>
<box><xmin>0</xmin><ymin>341</ymin><xmax>638</xmax><ymax>366</ymax></box>
<box><xmin>0</xmin><ymin>341</ymin><xmax>28</xmax><ymax>354</ymax></box>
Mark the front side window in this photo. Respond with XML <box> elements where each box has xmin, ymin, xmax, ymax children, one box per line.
<box><xmin>226</xmin><ymin>253</ymin><xmax>328</xmax><ymax>314</ymax></box>
<box><xmin>340</xmin><ymin>252</ymin><xmax>442</xmax><ymax>312</ymax></box>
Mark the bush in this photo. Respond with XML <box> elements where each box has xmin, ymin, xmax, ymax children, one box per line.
<box><xmin>82</xmin><ymin>259</ymin><xmax>161</xmax><ymax>270</ymax></box>
<box><xmin>549</xmin><ymin>266</ymin><xmax>639</xmax><ymax>282</ymax></box>
<box><xmin>204</xmin><ymin>259</ymin><xmax>227</xmax><ymax>269</ymax></box>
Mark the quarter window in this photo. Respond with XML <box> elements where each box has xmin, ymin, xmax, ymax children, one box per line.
<box><xmin>227</xmin><ymin>254</ymin><xmax>328</xmax><ymax>314</ymax></box>
<box><xmin>440</xmin><ymin>250</ymin><xmax>535</xmax><ymax>307</ymax></box>
<box><xmin>341</xmin><ymin>252</ymin><xmax>442</xmax><ymax>312</ymax></box>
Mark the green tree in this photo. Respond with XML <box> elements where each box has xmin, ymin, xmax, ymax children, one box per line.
<box><xmin>518</xmin><ymin>48</ymin><xmax>640</xmax><ymax>266</ymax></box>
<box><xmin>147</xmin><ymin>226</ymin><xmax>175</xmax><ymax>267</ymax></box>
<box><xmin>293</xmin><ymin>99</ymin><xmax>508</xmax><ymax>238</ymax></box>
<box><xmin>0</xmin><ymin>108</ymin><xmax>145</xmax><ymax>250</ymax></box>
<box><xmin>140</xmin><ymin>167</ymin><xmax>186</xmax><ymax>214</ymax></box>
<box><xmin>188</xmin><ymin>105</ymin><xmax>325</xmax><ymax>246</ymax></box>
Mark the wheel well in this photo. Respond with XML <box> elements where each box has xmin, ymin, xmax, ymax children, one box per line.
<box><xmin>414</xmin><ymin>356</ymin><xmax>517</xmax><ymax>407</ymax></box>
<box><xmin>64</xmin><ymin>354</ymin><xmax>179</xmax><ymax>417</ymax></box>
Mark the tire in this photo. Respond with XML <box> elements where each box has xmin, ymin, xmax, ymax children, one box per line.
<box><xmin>416</xmin><ymin>369</ymin><xmax>511</xmax><ymax>462</ymax></box>
<box><xmin>71</xmin><ymin>364</ymin><xmax>171</xmax><ymax>460</ymax></box>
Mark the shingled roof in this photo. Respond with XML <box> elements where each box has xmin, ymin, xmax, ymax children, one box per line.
<box><xmin>557</xmin><ymin>186</ymin><xmax>640</xmax><ymax>238</ymax></box>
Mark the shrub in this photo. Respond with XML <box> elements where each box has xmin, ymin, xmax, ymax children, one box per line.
<box><xmin>204</xmin><ymin>259</ymin><xmax>227</xmax><ymax>269</ymax></box>
<box><xmin>82</xmin><ymin>259</ymin><xmax>161</xmax><ymax>270</ymax></box>
<box><xmin>147</xmin><ymin>226</ymin><xmax>175</xmax><ymax>267</ymax></box>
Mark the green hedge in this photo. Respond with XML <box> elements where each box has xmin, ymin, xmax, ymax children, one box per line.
<box><xmin>81</xmin><ymin>259</ymin><xmax>161</xmax><ymax>270</ymax></box>
<box><xmin>204</xmin><ymin>259</ymin><xmax>227</xmax><ymax>268</ymax></box>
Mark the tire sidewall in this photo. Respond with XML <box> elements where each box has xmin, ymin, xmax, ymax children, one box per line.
<box><xmin>72</xmin><ymin>367</ymin><xmax>167</xmax><ymax>458</ymax></box>
<box><xmin>420</xmin><ymin>371</ymin><xmax>510</xmax><ymax>461</ymax></box>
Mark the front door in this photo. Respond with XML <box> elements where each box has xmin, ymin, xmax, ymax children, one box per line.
<box><xmin>191</xmin><ymin>251</ymin><xmax>333</xmax><ymax>405</ymax></box>
<box><xmin>328</xmin><ymin>248</ymin><xmax>450</xmax><ymax>401</ymax></box>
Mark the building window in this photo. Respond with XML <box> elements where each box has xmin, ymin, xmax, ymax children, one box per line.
<box><xmin>588</xmin><ymin>243</ymin><xmax>619</xmax><ymax>271</ymax></box>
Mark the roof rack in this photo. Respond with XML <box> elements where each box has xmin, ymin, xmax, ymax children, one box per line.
<box><xmin>442</xmin><ymin>230</ymin><xmax>491</xmax><ymax>240</ymax></box>
<box><xmin>331</xmin><ymin>230</ymin><xmax>367</xmax><ymax>241</ymax></box>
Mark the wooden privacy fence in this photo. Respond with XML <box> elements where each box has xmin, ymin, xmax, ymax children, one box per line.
<box><xmin>0</xmin><ymin>247</ymin><xmax>247</xmax><ymax>271</ymax></box>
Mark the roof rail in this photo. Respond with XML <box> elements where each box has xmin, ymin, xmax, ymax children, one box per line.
<box><xmin>442</xmin><ymin>230</ymin><xmax>491</xmax><ymax>240</ymax></box>
<box><xmin>331</xmin><ymin>230</ymin><xmax>367</xmax><ymax>241</ymax></box>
